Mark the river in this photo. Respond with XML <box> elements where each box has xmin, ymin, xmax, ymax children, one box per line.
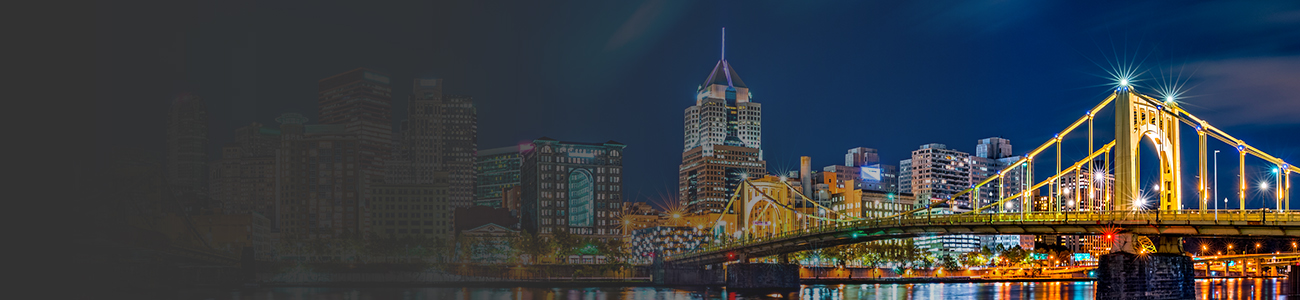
<box><xmin>177</xmin><ymin>278</ymin><xmax>1289</xmax><ymax>299</ymax></box>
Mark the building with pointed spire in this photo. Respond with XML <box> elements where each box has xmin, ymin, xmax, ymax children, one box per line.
<box><xmin>680</xmin><ymin>28</ymin><xmax>767</xmax><ymax>215</ymax></box>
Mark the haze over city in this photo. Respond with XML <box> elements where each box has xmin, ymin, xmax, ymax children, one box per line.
<box><xmin>78</xmin><ymin>0</ymin><xmax>1300</xmax><ymax>299</ymax></box>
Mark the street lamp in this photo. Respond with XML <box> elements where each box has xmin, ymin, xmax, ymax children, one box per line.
<box><xmin>1215</xmin><ymin>150</ymin><xmax>1220</xmax><ymax>215</ymax></box>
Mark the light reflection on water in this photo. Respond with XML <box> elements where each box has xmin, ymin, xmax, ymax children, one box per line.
<box><xmin>179</xmin><ymin>279</ymin><xmax>1289</xmax><ymax>300</ymax></box>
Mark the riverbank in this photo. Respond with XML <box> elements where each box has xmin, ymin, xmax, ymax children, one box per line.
<box><xmin>801</xmin><ymin>277</ymin><xmax>1094</xmax><ymax>285</ymax></box>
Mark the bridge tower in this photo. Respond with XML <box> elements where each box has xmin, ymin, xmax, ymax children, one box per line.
<box><xmin>1114</xmin><ymin>88</ymin><xmax>1182</xmax><ymax>211</ymax></box>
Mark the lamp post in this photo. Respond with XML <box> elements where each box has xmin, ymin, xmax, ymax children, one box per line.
<box><xmin>1214</xmin><ymin>150</ymin><xmax>1220</xmax><ymax>219</ymax></box>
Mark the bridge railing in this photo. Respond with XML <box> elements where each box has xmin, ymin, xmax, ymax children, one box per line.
<box><xmin>679</xmin><ymin>210</ymin><xmax>1300</xmax><ymax>259</ymax></box>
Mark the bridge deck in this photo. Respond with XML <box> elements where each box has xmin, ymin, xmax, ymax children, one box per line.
<box><xmin>669</xmin><ymin>210</ymin><xmax>1300</xmax><ymax>265</ymax></box>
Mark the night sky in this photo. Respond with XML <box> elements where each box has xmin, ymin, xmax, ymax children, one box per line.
<box><xmin>98</xmin><ymin>1</ymin><xmax>1300</xmax><ymax>207</ymax></box>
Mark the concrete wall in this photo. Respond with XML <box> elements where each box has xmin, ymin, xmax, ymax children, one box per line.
<box><xmin>726</xmin><ymin>263</ymin><xmax>800</xmax><ymax>289</ymax></box>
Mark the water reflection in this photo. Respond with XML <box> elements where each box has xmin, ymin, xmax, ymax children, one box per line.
<box><xmin>1196</xmin><ymin>278</ymin><xmax>1284</xmax><ymax>300</ymax></box>
<box><xmin>178</xmin><ymin>280</ymin><xmax>1287</xmax><ymax>300</ymax></box>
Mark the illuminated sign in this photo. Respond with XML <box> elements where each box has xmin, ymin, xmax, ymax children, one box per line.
<box><xmin>363</xmin><ymin>71</ymin><xmax>390</xmax><ymax>84</ymax></box>
<box><xmin>860</xmin><ymin>164</ymin><xmax>882</xmax><ymax>182</ymax></box>
<box><xmin>568</xmin><ymin>169</ymin><xmax>594</xmax><ymax>227</ymax></box>
<box><xmin>1073</xmin><ymin>253</ymin><xmax>1094</xmax><ymax>261</ymax></box>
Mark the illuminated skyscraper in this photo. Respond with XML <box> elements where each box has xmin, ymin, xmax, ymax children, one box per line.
<box><xmin>680</xmin><ymin>28</ymin><xmax>767</xmax><ymax>214</ymax></box>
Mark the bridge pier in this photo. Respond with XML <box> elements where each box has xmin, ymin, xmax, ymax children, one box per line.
<box><xmin>724</xmin><ymin>263</ymin><xmax>800</xmax><ymax>290</ymax></box>
<box><xmin>1096</xmin><ymin>235</ymin><xmax>1195</xmax><ymax>300</ymax></box>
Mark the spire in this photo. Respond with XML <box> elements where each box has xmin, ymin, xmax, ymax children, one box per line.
<box><xmin>721</xmin><ymin>27</ymin><xmax>726</xmax><ymax>61</ymax></box>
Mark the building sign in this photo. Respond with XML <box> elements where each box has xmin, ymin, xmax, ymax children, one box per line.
<box><xmin>568</xmin><ymin>169</ymin><xmax>594</xmax><ymax>227</ymax></box>
<box><xmin>418</xmin><ymin>78</ymin><xmax>439</xmax><ymax>87</ymax></box>
<box><xmin>1073</xmin><ymin>253</ymin><xmax>1094</xmax><ymax>261</ymax></box>
<box><xmin>860</xmin><ymin>164</ymin><xmax>882</xmax><ymax>182</ymax></box>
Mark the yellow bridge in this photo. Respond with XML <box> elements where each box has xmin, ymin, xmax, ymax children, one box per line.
<box><xmin>669</xmin><ymin>86</ymin><xmax>1297</xmax><ymax>265</ymax></box>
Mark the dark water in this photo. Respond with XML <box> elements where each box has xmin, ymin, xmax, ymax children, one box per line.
<box><xmin>179</xmin><ymin>278</ymin><xmax>1289</xmax><ymax>299</ymax></box>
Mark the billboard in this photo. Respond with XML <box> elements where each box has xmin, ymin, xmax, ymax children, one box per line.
<box><xmin>860</xmin><ymin>164</ymin><xmax>882</xmax><ymax>182</ymax></box>
<box><xmin>568</xmin><ymin>169</ymin><xmax>594</xmax><ymax>227</ymax></box>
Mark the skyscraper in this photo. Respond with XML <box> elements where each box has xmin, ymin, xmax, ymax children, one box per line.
<box><xmin>166</xmin><ymin>93</ymin><xmax>209</xmax><ymax>197</ymax></box>
<box><xmin>680</xmin><ymin>29</ymin><xmax>767</xmax><ymax>215</ymax></box>
<box><xmin>317</xmin><ymin>68</ymin><xmax>393</xmax><ymax>185</ymax></box>
<box><xmin>905</xmin><ymin>143</ymin><xmax>975</xmax><ymax>207</ymax></box>
<box><xmin>399</xmin><ymin>78</ymin><xmax>478</xmax><ymax>208</ymax></box>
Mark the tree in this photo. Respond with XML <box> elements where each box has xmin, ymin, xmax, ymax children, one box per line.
<box><xmin>1000</xmin><ymin>245</ymin><xmax>1028</xmax><ymax>267</ymax></box>
<box><xmin>958</xmin><ymin>251</ymin><xmax>985</xmax><ymax>268</ymax></box>
<box><xmin>941</xmin><ymin>254</ymin><xmax>961</xmax><ymax>271</ymax></box>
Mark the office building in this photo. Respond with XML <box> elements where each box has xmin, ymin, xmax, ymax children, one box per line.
<box><xmin>520</xmin><ymin>137</ymin><xmax>626</xmax><ymax>241</ymax></box>
<box><xmin>680</xmin><ymin>145</ymin><xmax>767</xmax><ymax>214</ymax></box>
<box><xmin>475</xmin><ymin>145</ymin><xmax>522</xmax><ymax>208</ymax></box>
<box><xmin>396</xmin><ymin>78</ymin><xmax>478</xmax><ymax>209</ymax></box>
<box><xmin>680</xmin><ymin>30</ymin><xmax>767</xmax><ymax>215</ymax></box>
<box><xmin>317</xmin><ymin>68</ymin><xmax>393</xmax><ymax>185</ymax></box>
<box><xmin>370</xmin><ymin>179</ymin><xmax>453</xmax><ymax>239</ymax></box>
<box><xmin>209</xmin><ymin>122</ymin><xmax>280</xmax><ymax>217</ymax></box>
<box><xmin>273</xmin><ymin>116</ymin><xmax>365</xmax><ymax>239</ymax></box>
<box><xmin>166</xmin><ymin>92</ymin><xmax>209</xmax><ymax>197</ymax></box>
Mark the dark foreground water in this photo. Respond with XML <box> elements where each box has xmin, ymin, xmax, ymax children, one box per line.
<box><xmin>178</xmin><ymin>278</ymin><xmax>1289</xmax><ymax>300</ymax></box>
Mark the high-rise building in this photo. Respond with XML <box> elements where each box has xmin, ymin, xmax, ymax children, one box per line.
<box><xmin>976</xmin><ymin>137</ymin><xmax>1013</xmax><ymax>160</ymax></box>
<box><xmin>475</xmin><ymin>145</ymin><xmax>522</xmax><ymax>208</ymax></box>
<box><xmin>209</xmin><ymin>122</ymin><xmax>280</xmax><ymax>218</ymax></box>
<box><xmin>680</xmin><ymin>145</ymin><xmax>767</xmax><ymax>214</ymax></box>
<box><xmin>904</xmin><ymin>143</ymin><xmax>977</xmax><ymax>208</ymax></box>
<box><xmin>274</xmin><ymin>116</ymin><xmax>365</xmax><ymax>239</ymax></box>
<box><xmin>845</xmin><ymin>147</ymin><xmax>880</xmax><ymax>167</ymax></box>
<box><xmin>317</xmin><ymin>68</ymin><xmax>394</xmax><ymax>185</ymax></box>
<box><xmin>166</xmin><ymin>93</ymin><xmax>209</xmax><ymax>197</ymax></box>
<box><xmin>399</xmin><ymin>78</ymin><xmax>477</xmax><ymax>208</ymax></box>
<box><xmin>826</xmin><ymin>148</ymin><xmax>897</xmax><ymax>193</ymax></box>
<box><xmin>520</xmin><ymin>137</ymin><xmax>626</xmax><ymax>241</ymax></box>
<box><xmin>680</xmin><ymin>29</ymin><xmax>767</xmax><ymax>215</ymax></box>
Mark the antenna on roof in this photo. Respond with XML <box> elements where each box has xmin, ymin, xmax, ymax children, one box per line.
<box><xmin>721</xmin><ymin>27</ymin><xmax>726</xmax><ymax>61</ymax></box>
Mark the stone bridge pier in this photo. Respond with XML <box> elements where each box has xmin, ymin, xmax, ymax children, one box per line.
<box><xmin>652</xmin><ymin>252</ymin><xmax>799</xmax><ymax>289</ymax></box>
<box><xmin>1096</xmin><ymin>235</ymin><xmax>1195</xmax><ymax>300</ymax></box>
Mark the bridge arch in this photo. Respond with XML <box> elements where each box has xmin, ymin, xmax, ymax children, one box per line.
<box><xmin>1115</xmin><ymin>90</ymin><xmax>1182</xmax><ymax>211</ymax></box>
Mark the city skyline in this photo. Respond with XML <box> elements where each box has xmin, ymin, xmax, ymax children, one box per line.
<box><xmin>77</xmin><ymin>1</ymin><xmax>1300</xmax><ymax>296</ymax></box>
<box><xmin>99</xmin><ymin>1</ymin><xmax>1300</xmax><ymax>209</ymax></box>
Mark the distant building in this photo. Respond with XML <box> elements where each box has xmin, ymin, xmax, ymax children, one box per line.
<box><xmin>912</xmin><ymin>204</ymin><xmax>979</xmax><ymax>259</ymax></box>
<box><xmin>475</xmin><ymin>145</ymin><xmax>522</xmax><ymax>208</ymax></box>
<box><xmin>274</xmin><ymin>118</ymin><xmax>365</xmax><ymax>239</ymax></box>
<box><xmin>824</xmin><ymin>148</ymin><xmax>899</xmax><ymax>193</ymax></box>
<box><xmin>166</xmin><ymin>93</ymin><xmax>209</xmax><ymax>197</ymax></box>
<box><xmin>456</xmin><ymin>223</ymin><xmax>519</xmax><ymax>264</ymax></box>
<box><xmin>680</xmin><ymin>145</ymin><xmax>767</xmax><ymax>214</ymax></box>
<box><xmin>680</xmin><ymin>31</ymin><xmax>767</xmax><ymax>215</ymax></box>
<box><xmin>845</xmin><ymin>147</ymin><xmax>880</xmax><ymax>167</ymax></box>
<box><xmin>520</xmin><ymin>137</ymin><xmax>626</xmax><ymax>241</ymax></box>
<box><xmin>453</xmin><ymin>205</ymin><xmax>519</xmax><ymax>232</ymax></box>
<box><xmin>370</xmin><ymin>180</ymin><xmax>453</xmax><ymax>239</ymax></box>
<box><xmin>209</xmin><ymin>122</ymin><xmax>280</xmax><ymax>218</ymax></box>
<box><xmin>317</xmin><ymin>68</ymin><xmax>393</xmax><ymax>186</ymax></box>
<box><xmin>396</xmin><ymin>77</ymin><xmax>477</xmax><ymax>208</ymax></box>
<box><xmin>903</xmin><ymin>143</ymin><xmax>976</xmax><ymax>207</ymax></box>
<box><xmin>621</xmin><ymin>202</ymin><xmax>664</xmax><ymax>233</ymax></box>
